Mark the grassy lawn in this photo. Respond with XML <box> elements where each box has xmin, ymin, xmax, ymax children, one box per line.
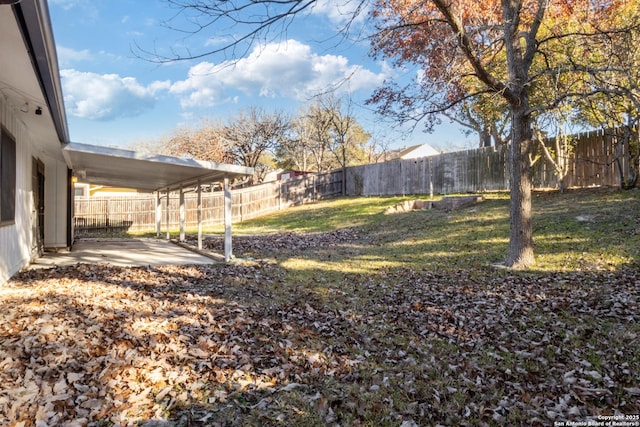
<box><xmin>204</xmin><ymin>187</ymin><xmax>640</xmax><ymax>273</ymax></box>
<box><xmin>2</xmin><ymin>187</ymin><xmax>639</xmax><ymax>426</ymax></box>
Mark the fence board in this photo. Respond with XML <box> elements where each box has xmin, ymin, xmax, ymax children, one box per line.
<box><xmin>346</xmin><ymin>129</ymin><xmax>633</xmax><ymax>197</ymax></box>
<box><xmin>74</xmin><ymin>170</ymin><xmax>343</xmax><ymax>235</ymax></box>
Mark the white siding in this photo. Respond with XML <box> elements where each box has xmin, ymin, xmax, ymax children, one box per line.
<box><xmin>0</xmin><ymin>98</ymin><xmax>70</xmax><ymax>284</ymax></box>
<box><xmin>43</xmin><ymin>154</ymin><xmax>69</xmax><ymax>248</ymax></box>
<box><xmin>0</xmin><ymin>96</ymin><xmax>34</xmax><ymax>284</ymax></box>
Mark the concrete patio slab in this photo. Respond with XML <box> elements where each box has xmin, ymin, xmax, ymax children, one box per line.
<box><xmin>29</xmin><ymin>238</ymin><xmax>219</xmax><ymax>268</ymax></box>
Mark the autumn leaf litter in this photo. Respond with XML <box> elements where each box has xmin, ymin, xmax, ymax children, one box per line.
<box><xmin>2</xmin><ymin>230</ymin><xmax>639</xmax><ymax>426</ymax></box>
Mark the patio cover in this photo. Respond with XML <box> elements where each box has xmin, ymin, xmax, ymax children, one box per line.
<box><xmin>63</xmin><ymin>142</ymin><xmax>252</xmax><ymax>192</ymax></box>
<box><xmin>63</xmin><ymin>142</ymin><xmax>254</xmax><ymax>261</ymax></box>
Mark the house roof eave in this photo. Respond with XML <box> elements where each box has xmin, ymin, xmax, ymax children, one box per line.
<box><xmin>13</xmin><ymin>0</ymin><xmax>70</xmax><ymax>146</ymax></box>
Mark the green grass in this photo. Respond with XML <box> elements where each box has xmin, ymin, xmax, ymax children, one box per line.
<box><xmin>129</xmin><ymin>187</ymin><xmax>640</xmax><ymax>274</ymax></box>
<box><xmin>237</xmin><ymin>196</ymin><xmax>412</xmax><ymax>233</ymax></box>
<box><xmin>203</xmin><ymin>188</ymin><xmax>639</xmax><ymax>273</ymax></box>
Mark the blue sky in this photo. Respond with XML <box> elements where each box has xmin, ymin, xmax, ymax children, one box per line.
<box><xmin>48</xmin><ymin>0</ymin><xmax>474</xmax><ymax>152</ymax></box>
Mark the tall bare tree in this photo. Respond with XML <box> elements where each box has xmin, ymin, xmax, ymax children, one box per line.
<box><xmin>300</xmin><ymin>104</ymin><xmax>334</xmax><ymax>172</ymax></box>
<box><xmin>223</xmin><ymin>107</ymin><xmax>290</xmax><ymax>183</ymax></box>
<box><xmin>319</xmin><ymin>95</ymin><xmax>370</xmax><ymax>192</ymax></box>
<box><xmin>134</xmin><ymin>119</ymin><xmax>231</xmax><ymax>162</ymax></box>
<box><xmin>164</xmin><ymin>119</ymin><xmax>230</xmax><ymax>162</ymax></box>
<box><xmin>277</xmin><ymin>108</ymin><xmax>326</xmax><ymax>172</ymax></box>
<box><xmin>279</xmin><ymin>97</ymin><xmax>371</xmax><ymax>173</ymax></box>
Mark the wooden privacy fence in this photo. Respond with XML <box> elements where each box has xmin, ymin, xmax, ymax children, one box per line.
<box><xmin>74</xmin><ymin>170</ymin><xmax>342</xmax><ymax>235</ymax></box>
<box><xmin>528</xmin><ymin>129</ymin><xmax>626</xmax><ymax>189</ymax></box>
<box><xmin>346</xmin><ymin>146</ymin><xmax>509</xmax><ymax>196</ymax></box>
<box><xmin>346</xmin><ymin>129</ymin><xmax>634</xmax><ymax>196</ymax></box>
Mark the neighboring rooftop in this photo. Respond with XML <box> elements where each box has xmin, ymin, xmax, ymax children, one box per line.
<box><xmin>380</xmin><ymin>144</ymin><xmax>440</xmax><ymax>162</ymax></box>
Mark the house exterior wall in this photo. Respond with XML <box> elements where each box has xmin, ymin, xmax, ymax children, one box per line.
<box><xmin>43</xmin><ymin>153</ymin><xmax>69</xmax><ymax>249</ymax></box>
<box><xmin>0</xmin><ymin>97</ymin><xmax>35</xmax><ymax>284</ymax></box>
<box><xmin>0</xmin><ymin>96</ymin><xmax>69</xmax><ymax>284</ymax></box>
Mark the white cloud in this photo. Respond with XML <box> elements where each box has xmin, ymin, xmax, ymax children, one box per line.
<box><xmin>309</xmin><ymin>0</ymin><xmax>369</xmax><ymax>24</ymax></box>
<box><xmin>204</xmin><ymin>36</ymin><xmax>234</xmax><ymax>48</ymax></box>
<box><xmin>61</xmin><ymin>69</ymin><xmax>170</xmax><ymax>121</ymax></box>
<box><xmin>170</xmin><ymin>39</ymin><xmax>386</xmax><ymax>109</ymax></box>
<box><xmin>56</xmin><ymin>46</ymin><xmax>93</xmax><ymax>67</ymax></box>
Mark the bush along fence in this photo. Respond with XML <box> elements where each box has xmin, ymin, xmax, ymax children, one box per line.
<box><xmin>73</xmin><ymin>170</ymin><xmax>343</xmax><ymax>235</ymax></box>
<box><xmin>74</xmin><ymin>129</ymin><xmax>634</xmax><ymax>235</ymax></box>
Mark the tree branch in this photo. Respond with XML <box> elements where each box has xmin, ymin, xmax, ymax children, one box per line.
<box><xmin>431</xmin><ymin>0</ymin><xmax>509</xmax><ymax>97</ymax></box>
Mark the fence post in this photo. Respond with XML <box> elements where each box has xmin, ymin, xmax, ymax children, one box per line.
<box><xmin>429</xmin><ymin>157</ymin><xmax>434</xmax><ymax>199</ymax></box>
<box><xmin>197</xmin><ymin>181</ymin><xmax>202</xmax><ymax>250</ymax></box>
<box><xmin>179</xmin><ymin>186</ymin><xmax>185</xmax><ymax>242</ymax></box>
<box><xmin>155</xmin><ymin>192</ymin><xmax>161</xmax><ymax>237</ymax></box>
<box><xmin>105</xmin><ymin>199</ymin><xmax>110</xmax><ymax>228</ymax></box>
<box><xmin>314</xmin><ymin>174</ymin><xmax>318</xmax><ymax>201</ymax></box>
<box><xmin>224</xmin><ymin>176</ymin><xmax>233</xmax><ymax>262</ymax></box>
<box><xmin>166</xmin><ymin>191</ymin><xmax>170</xmax><ymax>240</ymax></box>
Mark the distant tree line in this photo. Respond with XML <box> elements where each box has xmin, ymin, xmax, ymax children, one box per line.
<box><xmin>142</xmin><ymin>95</ymin><xmax>385</xmax><ymax>184</ymax></box>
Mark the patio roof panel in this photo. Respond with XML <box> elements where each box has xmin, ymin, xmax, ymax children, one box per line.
<box><xmin>63</xmin><ymin>142</ymin><xmax>253</xmax><ymax>192</ymax></box>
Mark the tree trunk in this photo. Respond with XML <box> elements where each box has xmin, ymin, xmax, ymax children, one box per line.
<box><xmin>479</xmin><ymin>126</ymin><xmax>492</xmax><ymax>148</ymax></box>
<box><xmin>506</xmin><ymin>104</ymin><xmax>535</xmax><ymax>268</ymax></box>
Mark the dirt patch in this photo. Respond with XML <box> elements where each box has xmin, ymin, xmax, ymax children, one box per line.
<box><xmin>384</xmin><ymin>195</ymin><xmax>484</xmax><ymax>214</ymax></box>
